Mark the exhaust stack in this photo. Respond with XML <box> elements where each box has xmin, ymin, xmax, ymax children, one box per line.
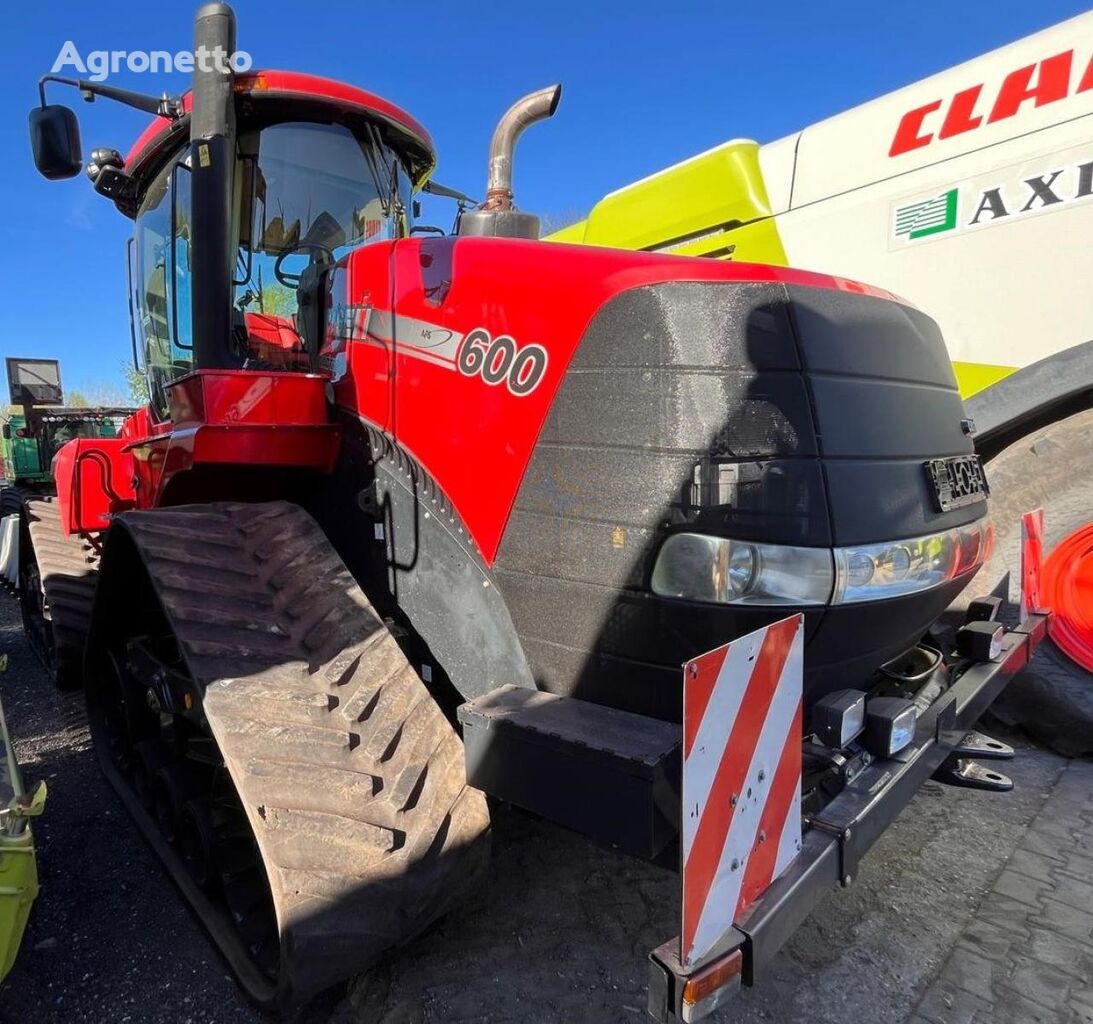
<box><xmin>189</xmin><ymin>2</ymin><xmax>238</xmax><ymax>369</ymax></box>
<box><xmin>460</xmin><ymin>84</ymin><xmax>561</xmax><ymax>240</ymax></box>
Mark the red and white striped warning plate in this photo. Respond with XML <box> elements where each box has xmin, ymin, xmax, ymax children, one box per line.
<box><xmin>681</xmin><ymin>614</ymin><xmax>804</xmax><ymax>970</ymax></box>
<box><xmin>1021</xmin><ymin>508</ymin><xmax>1045</xmax><ymax>619</ymax></box>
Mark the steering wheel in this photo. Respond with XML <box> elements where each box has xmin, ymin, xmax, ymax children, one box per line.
<box><xmin>274</xmin><ymin>241</ymin><xmax>335</xmax><ymax>287</ymax></box>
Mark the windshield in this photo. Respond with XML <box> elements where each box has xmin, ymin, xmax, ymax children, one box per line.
<box><xmin>233</xmin><ymin>120</ymin><xmax>409</xmax><ymax>369</ymax></box>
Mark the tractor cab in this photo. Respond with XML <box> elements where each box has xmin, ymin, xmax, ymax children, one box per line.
<box><xmin>123</xmin><ymin>76</ymin><xmax>428</xmax><ymax>418</ymax></box>
<box><xmin>29</xmin><ymin>54</ymin><xmax>436</xmax><ymax>512</ymax></box>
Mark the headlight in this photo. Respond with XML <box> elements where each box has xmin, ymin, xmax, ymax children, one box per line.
<box><xmin>833</xmin><ymin>520</ymin><xmax>994</xmax><ymax>604</ymax></box>
<box><xmin>650</xmin><ymin>534</ymin><xmax>834</xmax><ymax>605</ymax></box>
<box><xmin>650</xmin><ymin>520</ymin><xmax>992</xmax><ymax>607</ymax></box>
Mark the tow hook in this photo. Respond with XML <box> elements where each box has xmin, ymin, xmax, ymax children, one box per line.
<box><xmin>932</xmin><ymin>730</ymin><xmax>1015</xmax><ymax>791</ymax></box>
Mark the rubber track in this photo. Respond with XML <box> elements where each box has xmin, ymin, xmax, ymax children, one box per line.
<box><xmin>107</xmin><ymin>501</ymin><xmax>490</xmax><ymax>1005</ymax></box>
<box><xmin>23</xmin><ymin>495</ymin><xmax>99</xmax><ymax>687</ymax></box>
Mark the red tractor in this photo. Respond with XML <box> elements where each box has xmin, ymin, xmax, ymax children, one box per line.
<box><xmin>23</xmin><ymin>3</ymin><xmax>1043</xmax><ymax>1018</ymax></box>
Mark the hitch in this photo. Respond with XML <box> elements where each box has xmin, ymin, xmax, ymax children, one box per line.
<box><xmin>933</xmin><ymin>730</ymin><xmax>1014</xmax><ymax>791</ymax></box>
<box><xmin>933</xmin><ymin>758</ymin><xmax>1013</xmax><ymax>791</ymax></box>
<box><xmin>951</xmin><ymin>730</ymin><xmax>1014</xmax><ymax>760</ymax></box>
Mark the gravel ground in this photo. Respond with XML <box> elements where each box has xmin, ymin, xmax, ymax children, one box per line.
<box><xmin>0</xmin><ymin>591</ymin><xmax>1069</xmax><ymax>1024</ymax></box>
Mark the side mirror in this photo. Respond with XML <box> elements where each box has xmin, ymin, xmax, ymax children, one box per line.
<box><xmin>29</xmin><ymin>104</ymin><xmax>82</xmax><ymax>180</ymax></box>
<box><xmin>1</xmin><ymin>425</ymin><xmax>10</xmax><ymax>440</ymax></box>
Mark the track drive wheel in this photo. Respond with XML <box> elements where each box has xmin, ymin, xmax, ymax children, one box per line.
<box><xmin>967</xmin><ymin>408</ymin><xmax>1093</xmax><ymax>755</ymax></box>
<box><xmin>84</xmin><ymin>501</ymin><xmax>490</xmax><ymax>1008</ymax></box>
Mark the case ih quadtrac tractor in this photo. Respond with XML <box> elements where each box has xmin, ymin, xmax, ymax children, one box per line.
<box><xmin>22</xmin><ymin>4</ymin><xmax>1044</xmax><ymax>1018</ymax></box>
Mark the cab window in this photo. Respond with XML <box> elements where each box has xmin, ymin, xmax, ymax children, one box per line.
<box><xmin>233</xmin><ymin>120</ymin><xmax>410</xmax><ymax>369</ymax></box>
<box><xmin>130</xmin><ymin>152</ymin><xmax>194</xmax><ymax>419</ymax></box>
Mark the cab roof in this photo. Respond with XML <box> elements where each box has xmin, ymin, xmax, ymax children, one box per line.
<box><xmin>124</xmin><ymin>69</ymin><xmax>436</xmax><ymax>187</ymax></box>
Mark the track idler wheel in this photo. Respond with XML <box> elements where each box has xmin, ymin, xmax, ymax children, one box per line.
<box><xmin>130</xmin><ymin>741</ymin><xmax>171</xmax><ymax>812</ymax></box>
<box><xmin>152</xmin><ymin>762</ymin><xmax>203</xmax><ymax>845</ymax></box>
<box><xmin>97</xmin><ymin>650</ymin><xmax>157</xmax><ymax>775</ymax></box>
<box><xmin>179</xmin><ymin>799</ymin><xmax>217</xmax><ymax>890</ymax></box>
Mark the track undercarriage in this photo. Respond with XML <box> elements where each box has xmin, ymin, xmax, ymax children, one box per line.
<box><xmin>14</xmin><ymin>494</ymin><xmax>98</xmax><ymax>689</ymax></box>
<box><xmin>18</xmin><ymin>497</ymin><xmax>489</xmax><ymax>1006</ymax></box>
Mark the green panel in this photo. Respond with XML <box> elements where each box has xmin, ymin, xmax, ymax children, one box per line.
<box><xmin>0</xmin><ymin>696</ymin><xmax>42</xmax><ymax>983</ymax></box>
<box><xmin>0</xmin><ymin>832</ymin><xmax>39</xmax><ymax>982</ymax></box>
<box><xmin>1</xmin><ymin>417</ymin><xmax>47</xmax><ymax>483</ymax></box>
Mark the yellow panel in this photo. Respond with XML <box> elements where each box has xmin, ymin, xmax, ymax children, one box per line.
<box><xmin>546</xmin><ymin>141</ymin><xmax>787</xmax><ymax>264</ymax></box>
<box><xmin>951</xmin><ymin>361</ymin><xmax>1018</xmax><ymax>399</ymax></box>
<box><xmin>546</xmin><ymin>221</ymin><xmax>587</xmax><ymax>244</ymax></box>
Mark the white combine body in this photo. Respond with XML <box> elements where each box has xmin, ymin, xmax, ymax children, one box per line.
<box><xmin>756</xmin><ymin>11</ymin><xmax>1093</xmax><ymax>394</ymax></box>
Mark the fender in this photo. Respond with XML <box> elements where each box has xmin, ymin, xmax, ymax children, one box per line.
<box><xmin>315</xmin><ymin>414</ymin><xmax>536</xmax><ymax>703</ymax></box>
<box><xmin>52</xmin><ymin>437</ymin><xmax>136</xmax><ymax>536</ymax></box>
<box><xmin>967</xmin><ymin>339</ymin><xmax>1093</xmax><ymax>460</ymax></box>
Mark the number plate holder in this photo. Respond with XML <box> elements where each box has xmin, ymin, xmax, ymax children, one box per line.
<box><xmin>924</xmin><ymin>454</ymin><xmax>990</xmax><ymax>512</ymax></box>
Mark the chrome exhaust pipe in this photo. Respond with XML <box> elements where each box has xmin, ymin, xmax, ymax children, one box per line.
<box><xmin>460</xmin><ymin>84</ymin><xmax>562</xmax><ymax>240</ymax></box>
<box><xmin>485</xmin><ymin>84</ymin><xmax>562</xmax><ymax>211</ymax></box>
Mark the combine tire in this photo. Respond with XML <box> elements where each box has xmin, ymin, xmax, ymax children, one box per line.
<box><xmin>969</xmin><ymin>408</ymin><xmax>1093</xmax><ymax>756</ymax></box>
<box><xmin>19</xmin><ymin>495</ymin><xmax>99</xmax><ymax>689</ymax></box>
<box><xmin>84</xmin><ymin>501</ymin><xmax>490</xmax><ymax>1007</ymax></box>
<box><xmin>0</xmin><ymin>486</ymin><xmax>24</xmax><ymax>589</ymax></box>
<box><xmin>0</xmin><ymin>486</ymin><xmax>22</xmax><ymax>517</ymax></box>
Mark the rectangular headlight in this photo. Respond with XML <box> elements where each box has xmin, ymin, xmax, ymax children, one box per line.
<box><xmin>649</xmin><ymin>521</ymin><xmax>991</xmax><ymax>608</ymax></box>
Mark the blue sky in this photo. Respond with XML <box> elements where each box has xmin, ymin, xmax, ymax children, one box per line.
<box><xmin>3</xmin><ymin>0</ymin><xmax>1088</xmax><ymax>398</ymax></box>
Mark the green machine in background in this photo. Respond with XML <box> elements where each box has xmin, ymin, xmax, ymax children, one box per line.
<box><xmin>1</xmin><ymin>358</ymin><xmax>132</xmax><ymax>498</ymax></box>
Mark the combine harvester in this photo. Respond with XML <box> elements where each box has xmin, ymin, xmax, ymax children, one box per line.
<box><xmin>1</xmin><ymin>358</ymin><xmax>131</xmax><ymax>505</ymax></box>
<box><xmin>19</xmin><ymin>4</ymin><xmax>1046</xmax><ymax>1018</ymax></box>
<box><xmin>554</xmin><ymin>11</ymin><xmax>1093</xmax><ymax>732</ymax></box>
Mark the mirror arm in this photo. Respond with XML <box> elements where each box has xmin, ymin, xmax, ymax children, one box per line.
<box><xmin>422</xmin><ymin>179</ymin><xmax>479</xmax><ymax>206</ymax></box>
<box><xmin>38</xmin><ymin>75</ymin><xmax>183</xmax><ymax>119</ymax></box>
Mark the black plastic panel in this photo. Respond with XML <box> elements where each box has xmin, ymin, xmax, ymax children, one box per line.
<box><xmin>809</xmin><ymin>377</ymin><xmax>975</xmax><ymax>459</ymax></box>
<box><xmin>316</xmin><ymin>416</ymin><xmax>536</xmax><ymax>703</ymax></box>
<box><xmin>571</xmin><ymin>282</ymin><xmax>801</xmax><ymax>371</ymax></box>
<box><xmin>788</xmin><ymin>285</ymin><xmax>983</xmax><ymax>546</ymax></box>
<box><xmin>786</xmin><ymin>287</ymin><xmax>957</xmax><ymax>387</ymax></box>
<box><xmin>824</xmin><ymin>459</ymin><xmax>986</xmax><ymax>547</ymax></box>
<box><xmin>539</xmin><ymin>368</ymin><xmax>815</xmax><ymax>458</ymax></box>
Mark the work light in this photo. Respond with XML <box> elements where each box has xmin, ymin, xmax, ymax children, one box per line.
<box><xmin>863</xmin><ymin>698</ymin><xmax>918</xmax><ymax>757</ymax></box>
<box><xmin>812</xmin><ymin>689</ymin><xmax>868</xmax><ymax>749</ymax></box>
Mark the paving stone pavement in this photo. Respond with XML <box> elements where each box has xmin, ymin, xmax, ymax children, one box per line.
<box><xmin>908</xmin><ymin>759</ymin><xmax>1093</xmax><ymax>1024</ymax></box>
